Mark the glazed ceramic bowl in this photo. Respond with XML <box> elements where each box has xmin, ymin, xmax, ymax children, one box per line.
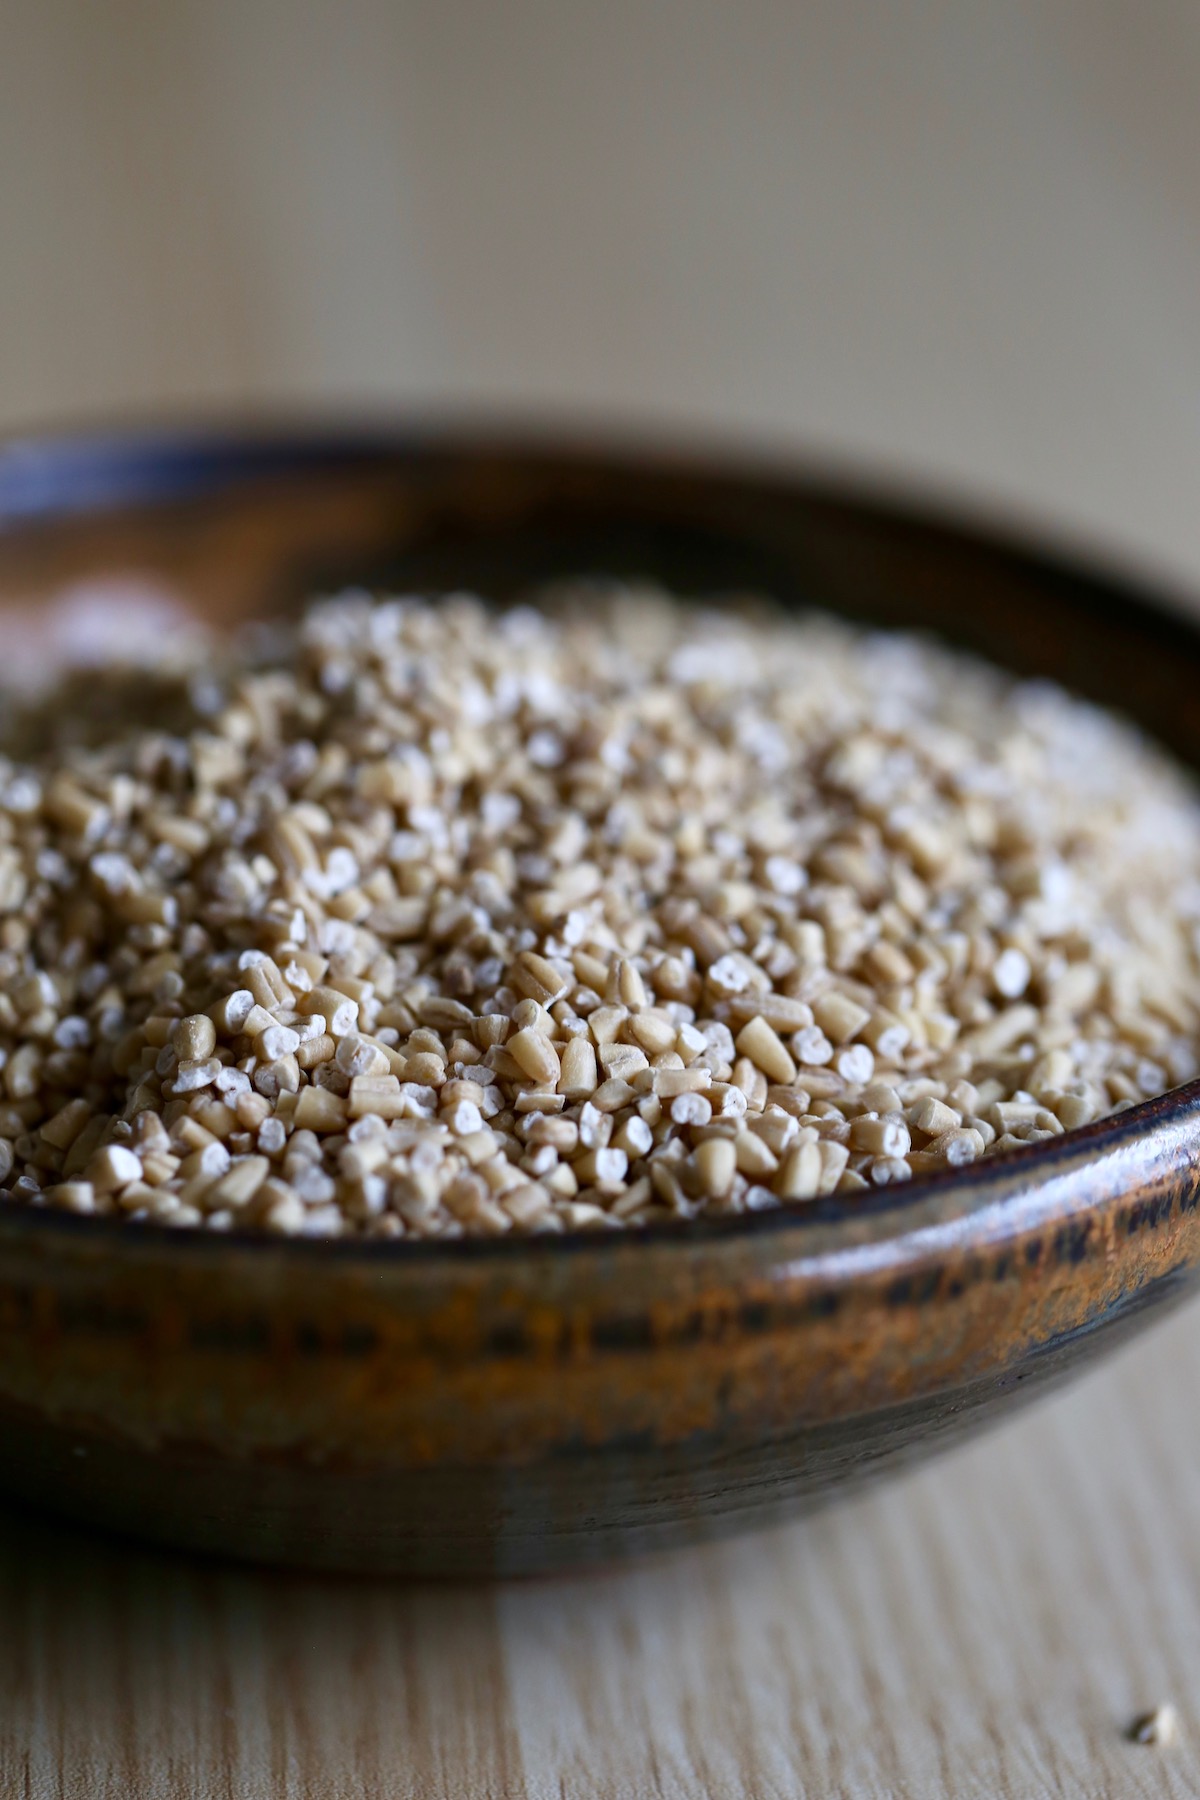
<box><xmin>1</xmin><ymin>425</ymin><xmax>1198</xmax><ymax>1576</ymax></box>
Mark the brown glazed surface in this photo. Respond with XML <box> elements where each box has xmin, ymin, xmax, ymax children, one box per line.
<box><xmin>0</xmin><ymin>424</ymin><xmax>1198</xmax><ymax>1575</ymax></box>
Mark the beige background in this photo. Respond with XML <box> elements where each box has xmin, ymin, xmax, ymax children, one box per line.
<box><xmin>4</xmin><ymin>4</ymin><xmax>1200</xmax><ymax>1795</ymax></box>
<box><xmin>4</xmin><ymin>1</ymin><xmax>1200</xmax><ymax>589</ymax></box>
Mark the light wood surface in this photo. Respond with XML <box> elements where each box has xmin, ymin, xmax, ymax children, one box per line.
<box><xmin>4</xmin><ymin>1298</ymin><xmax>1200</xmax><ymax>1798</ymax></box>
<box><xmin>6</xmin><ymin>2</ymin><xmax>1200</xmax><ymax>591</ymax></box>
<box><xmin>7</xmin><ymin>5</ymin><xmax>1200</xmax><ymax>1793</ymax></box>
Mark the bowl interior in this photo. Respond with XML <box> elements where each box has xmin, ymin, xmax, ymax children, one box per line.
<box><xmin>2</xmin><ymin>423</ymin><xmax>1200</xmax><ymax>1259</ymax></box>
<box><xmin>4</xmin><ymin>428</ymin><xmax>1200</xmax><ymax>1576</ymax></box>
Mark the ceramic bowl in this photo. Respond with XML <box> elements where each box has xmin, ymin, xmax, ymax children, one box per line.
<box><xmin>0</xmin><ymin>424</ymin><xmax>1197</xmax><ymax>1575</ymax></box>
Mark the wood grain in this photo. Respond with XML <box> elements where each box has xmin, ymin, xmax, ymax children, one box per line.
<box><xmin>8</xmin><ymin>7</ymin><xmax>1200</xmax><ymax>1783</ymax></box>
<box><xmin>4</xmin><ymin>1300</ymin><xmax>1200</xmax><ymax>1797</ymax></box>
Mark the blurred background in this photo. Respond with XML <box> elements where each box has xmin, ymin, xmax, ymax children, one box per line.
<box><xmin>6</xmin><ymin>8</ymin><xmax>1200</xmax><ymax>1791</ymax></box>
<box><xmin>4</xmin><ymin>1</ymin><xmax>1199</xmax><ymax>588</ymax></box>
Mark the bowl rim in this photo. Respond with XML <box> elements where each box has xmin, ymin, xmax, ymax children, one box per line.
<box><xmin>0</xmin><ymin>1082</ymin><xmax>1197</xmax><ymax>1267</ymax></box>
<box><xmin>2</xmin><ymin>415</ymin><xmax>1199</xmax><ymax>1270</ymax></box>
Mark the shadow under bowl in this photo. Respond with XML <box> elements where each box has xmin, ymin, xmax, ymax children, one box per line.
<box><xmin>0</xmin><ymin>421</ymin><xmax>1197</xmax><ymax>1576</ymax></box>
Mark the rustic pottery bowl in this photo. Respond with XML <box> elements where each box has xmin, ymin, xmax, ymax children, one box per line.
<box><xmin>0</xmin><ymin>425</ymin><xmax>1198</xmax><ymax>1576</ymax></box>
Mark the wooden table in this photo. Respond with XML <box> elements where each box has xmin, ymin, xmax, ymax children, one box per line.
<box><xmin>3</xmin><ymin>1294</ymin><xmax>1199</xmax><ymax>1798</ymax></box>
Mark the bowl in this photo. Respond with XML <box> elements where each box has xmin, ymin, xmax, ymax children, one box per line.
<box><xmin>1</xmin><ymin>423</ymin><xmax>1198</xmax><ymax>1577</ymax></box>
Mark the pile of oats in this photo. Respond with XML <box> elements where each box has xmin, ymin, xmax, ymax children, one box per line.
<box><xmin>0</xmin><ymin>583</ymin><xmax>1198</xmax><ymax>1237</ymax></box>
